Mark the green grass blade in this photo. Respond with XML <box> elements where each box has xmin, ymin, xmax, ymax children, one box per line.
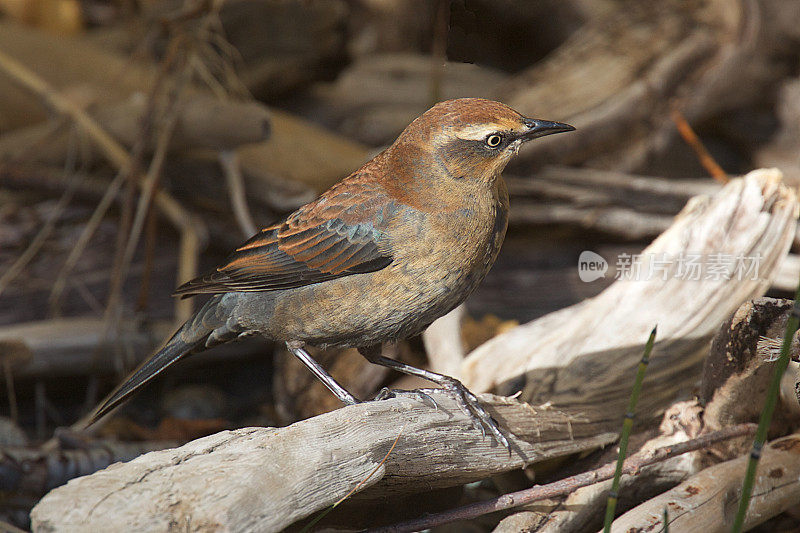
<box><xmin>731</xmin><ymin>279</ymin><xmax>800</xmax><ymax>532</ymax></box>
<box><xmin>603</xmin><ymin>325</ymin><xmax>657</xmax><ymax>533</ymax></box>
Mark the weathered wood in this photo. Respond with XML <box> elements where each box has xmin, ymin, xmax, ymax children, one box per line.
<box><xmin>30</xmin><ymin>394</ymin><xmax>617</xmax><ymax>532</ymax></box>
<box><xmin>502</xmin><ymin>0</ymin><xmax>800</xmax><ymax>172</ymax></box>
<box><xmin>422</xmin><ymin>304</ymin><xmax>466</xmax><ymax>377</ymax></box>
<box><xmin>0</xmin><ymin>20</ymin><xmax>369</xmax><ymax>194</ymax></box>
<box><xmin>0</xmin><ymin>318</ymin><xmax>265</xmax><ymax>379</ymax></box>
<box><xmin>464</xmin><ymin>169</ymin><xmax>798</xmax><ymax>428</ymax></box>
<box><xmin>609</xmin><ymin>432</ymin><xmax>800</xmax><ymax>532</ymax></box>
<box><xmin>495</xmin><ymin>401</ymin><xmax>706</xmax><ymax>533</ymax></box>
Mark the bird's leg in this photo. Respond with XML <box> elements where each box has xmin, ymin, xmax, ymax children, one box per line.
<box><xmin>286</xmin><ymin>341</ymin><xmax>360</xmax><ymax>405</ymax></box>
<box><xmin>358</xmin><ymin>345</ymin><xmax>509</xmax><ymax>448</ymax></box>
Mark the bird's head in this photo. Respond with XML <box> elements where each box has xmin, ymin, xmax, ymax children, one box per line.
<box><xmin>395</xmin><ymin>98</ymin><xmax>574</xmax><ymax>181</ymax></box>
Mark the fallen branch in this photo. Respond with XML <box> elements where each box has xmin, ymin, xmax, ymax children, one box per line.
<box><xmin>30</xmin><ymin>394</ymin><xmax>619</xmax><ymax>531</ymax></box>
<box><xmin>370</xmin><ymin>423</ymin><xmax>757</xmax><ymax>533</ymax></box>
<box><xmin>611</xmin><ymin>432</ymin><xmax>800</xmax><ymax>532</ymax></box>
<box><xmin>0</xmin><ymin>45</ymin><xmax>204</xmax><ymax>321</ymax></box>
<box><xmin>0</xmin><ymin>318</ymin><xmax>265</xmax><ymax>380</ymax></box>
<box><xmin>464</xmin><ymin>170</ymin><xmax>798</xmax><ymax>430</ymax></box>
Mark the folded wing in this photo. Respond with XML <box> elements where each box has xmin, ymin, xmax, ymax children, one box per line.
<box><xmin>174</xmin><ymin>179</ymin><xmax>394</xmax><ymax>296</ymax></box>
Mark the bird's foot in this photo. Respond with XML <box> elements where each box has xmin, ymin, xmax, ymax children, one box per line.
<box><xmin>376</xmin><ymin>381</ymin><xmax>510</xmax><ymax>449</ymax></box>
<box><xmin>430</xmin><ymin>378</ymin><xmax>510</xmax><ymax>450</ymax></box>
<box><xmin>374</xmin><ymin>387</ymin><xmax>438</xmax><ymax>409</ymax></box>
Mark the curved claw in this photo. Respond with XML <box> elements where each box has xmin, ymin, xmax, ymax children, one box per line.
<box><xmin>437</xmin><ymin>379</ymin><xmax>510</xmax><ymax>450</ymax></box>
<box><xmin>374</xmin><ymin>388</ymin><xmax>438</xmax><ymax>409</ymax></box>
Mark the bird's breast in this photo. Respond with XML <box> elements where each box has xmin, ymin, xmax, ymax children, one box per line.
<box><xmin>256</xmin><ymin>180</ymin><xmax>509</xmax><ymax>347</ymax></box>
<box><xmin>387</xmin><ymin>179</ymin><xmax>509</xmax><ymax>300</ymax></box>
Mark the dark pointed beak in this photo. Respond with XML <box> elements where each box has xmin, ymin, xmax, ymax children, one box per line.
<box><xmin>519</xmin><ymin>118</ymin><xmax>575</xmax><ymax>141</ymax></box>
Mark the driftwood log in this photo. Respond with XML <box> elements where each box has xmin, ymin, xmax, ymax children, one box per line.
<box><xmin>495</xmin><ymin>295</ymin><xmax>800</xmax><ymax>532</ymax></box>
<box><xmin>464</xmin><ymin>169</ymin><xmax>798</xmax><ymax>430</ymax></box>
<box><xmin>27</xmin><ymin>168</ymin><xmax>799</xmax><ymax>531</ymax></box>
<box><xmin>30</xmin><ymin>394</ymin><xmax>617</xmax><ymax>531</ymax></box>
<box><xmin>502</xmin><ymin>0</ymin><xmax>800</xmax><ymax>172</ymax></box>
<box><xmin>492</xmin><ymin>400</ymin><xmax>707</xmax><ymax>533</ymax></box>
<box><xmin>610</xmin><ymin>432</ymin><xmax>800</xmax><ymax>532</ymax></box>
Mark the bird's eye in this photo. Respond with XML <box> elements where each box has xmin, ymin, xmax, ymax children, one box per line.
<box><xmin>485</xmin><ymin>134</ymin><xmax>503</xmax><ymax>148</ymax></box>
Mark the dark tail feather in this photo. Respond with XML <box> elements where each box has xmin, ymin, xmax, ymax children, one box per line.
<box><xmin>85</xmin><ymin>332</ymin><xmax>197</xmax><ymax>427</ymax></box>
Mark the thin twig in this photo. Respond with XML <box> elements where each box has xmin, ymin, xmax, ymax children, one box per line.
<box><xmin>136</xmin><ymin>207</ymin><xmax>158</xmax><ymax>311</ymax></box>
<box><xmin>219</xmin><ymin>150</ymin><xmax>257</xmax><ymax>237</ymax></box>
<box><xmin>48</xmin><ymin>170</ymin><xmax>128</xmax><ymax>315</ymax></box>
<box><xmin>731</xmin><ymin>278</ymin><xmax>800</xmax><ymax>532</ymax></box>
<box><xmin>0</xmin><ymin>44</ymin><xmax>204</xmax><ymax>320</ymax></box>
<box><xmin>105</xmin><ymin>62</ymin><xmax>189</xmax><ymax>324</ymax></box>
<box><xmin>0</xmin><ymin>149</ymin><xmax>82</xmax><ymax>299</ymax></box>
<box><xmin>369</xmin><ymin>423</ymin><xmax>757</xmax><ymax>533</ymax></box>
<box><xmin>603</xmin><ymin>325</ymin><xmax>656</xmax><ymax>531</ymax></box>
<box><xmin>670</xmin><ymin>107</ymin><xmax>729</xmax><ymax>184</ymax></box>
<box><xmin>0</xmin><ymin>49</ymin><xmax>130</xmax><ymax>171</ymax></box>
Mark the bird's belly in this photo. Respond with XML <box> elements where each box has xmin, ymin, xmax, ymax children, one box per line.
<box><xmin>257</xmin><ymin>265</ymin><xmax>474</xmax><ymax>348</ymax></box>
<box><xmin>241</xmin><ymin>205</ymin><xmax>507</xmax><ymax>348</ymax></box>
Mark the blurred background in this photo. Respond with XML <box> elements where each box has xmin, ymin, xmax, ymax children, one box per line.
<box><xmin>1</xmin><ymin>0</ymin><xmax>800</xmax><ymax>529</ymax></box>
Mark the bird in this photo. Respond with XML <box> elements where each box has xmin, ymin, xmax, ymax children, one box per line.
<box><xmin>86</xmin><ymin>98</ymin><xmax>574</xmax><ymax>446</ymax></box>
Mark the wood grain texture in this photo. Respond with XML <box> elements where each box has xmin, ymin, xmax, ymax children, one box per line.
<box><xmin>609</xmin><ymin>432</ymin><xmax>800</xmax><ymax>532</ymax></box>
<box><xmin>30</xmin><ymin>394</ymin><xmax>616</xmax><ymax>532</ymax></box>
<box><xmin>464</xmin><ymin>169</ymin><xmax>799</xmax><ymax>403</ymax></box>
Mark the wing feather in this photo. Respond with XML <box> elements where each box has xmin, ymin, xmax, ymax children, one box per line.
<box><xmin>173</xmin><ymin>178</ymin><xmax>394</xmax><ymax>297</ymax></box>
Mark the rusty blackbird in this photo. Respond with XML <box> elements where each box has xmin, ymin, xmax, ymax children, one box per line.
<box><xmin>87</xmin><ymin>98</ymin><xmax>574</xmax><ymax>446</ymax></box>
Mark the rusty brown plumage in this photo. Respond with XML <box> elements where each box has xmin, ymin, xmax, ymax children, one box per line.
<box><xmin>174</xmin><ymin>176</ymin><xmax>394</xmax><ymax>295</ymax></box>
<box><xmin>87</xmin><ymin>98</ymin><xmax>575</xmax><ymax>447</ymax></box>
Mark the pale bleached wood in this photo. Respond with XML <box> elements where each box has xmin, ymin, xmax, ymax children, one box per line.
<box><xmin>422</xmin><ymin>304</ymin><xmax>466</xmax><ymax>378</ymax></box>
<box><xmin>30</xmin><ymin>394</ymin><xmax>617</xmax><ymax>532</ymax></box>
<box><xmin>494</xmin><ymin>401</ymin><xmax>707</xmax><ymax>533</ymax></box>
<box><xmin>506</xmin><ymin>167</ymin><xmax>800</xmax><ymax>291</ymax></box>
<box><xmin>464</xmin><ymin>169</ymin><xmax>799</xmax><ymax>397</ymax></box>
<box><xmin>608</xmin><ymin>432</ymin><xmax>800</xmax><ymax>532</ymax></box>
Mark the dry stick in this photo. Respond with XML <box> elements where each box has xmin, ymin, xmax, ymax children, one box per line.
<box><xmin>368</xmin><ymin>423</ymin><xmax>757</xmax><ymax>533</ymax></box>
<box><xmin>670</xmin><ymin>107</ymin><xmax>729</xmax><ymax>184</ymax></box>
<box><xmin>0</xmin><ymin>151</ymin><xmax>82</xmax><ymax>299</ymax></box>
<box><xmin>106</xmin><ymin>40</ymin><xmax>181</xmax><ymax>328</ymax></box>
<box><xmin>0</xmin><ymin>49</ymin><xmax>130</xmax><ymax>170</ymax></box>
<box><xmin>731</xmin><ymin>278</ymin><xmax>800</xmax><ymax>532</ymax></box>
<box><xmin>219</xmin><ymin>150</ymin><xmax>257</xmax><ymax>237</ymax></box>
<box><xmin>107</xmin><ymin>65</ymin><xmax>189</xmax><ymax>323</ymax></box>
<box><xmin>0</xmin><ymin>46</ymin><xmax>203</xmax><ymax>321</ymax></box>
<box><xmin>49</xmin><ymin>170</ymin><xmax>128</xmax><ymax>315</ymax></box>
<box><xmin>136</xmin><ymin>207</ymin><xmax>158</xmax><ymax>311</ymax></box>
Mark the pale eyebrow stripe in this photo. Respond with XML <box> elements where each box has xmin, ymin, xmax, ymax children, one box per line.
<box><xmin>454</xmin><ymin>122</ymin><xmax>523</xmax><ymax>141</ymax></box>
<box><xmin>455</xmin><ymin>125</ymin><xmax>504</xmax><ymax>141</ymax></box>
